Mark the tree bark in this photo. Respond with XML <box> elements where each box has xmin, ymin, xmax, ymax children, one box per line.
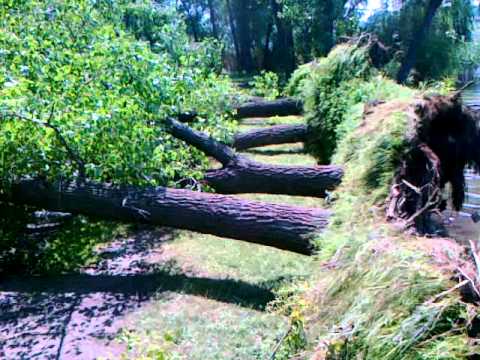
<box><xmin>8</xmin><ymin>180</ymin><xmax>330</xmax><ymax>255</ymax></box>
<box><xmin>205</xmin><ymin>161</ymin><xmax>343</xmax><ymax>197</ymax></box>
<box><xmin>207</xmin><ymin>0</ymin><xmax>218</xmax><ymax>39</ymax></box>
<box><xmin>233</xmin><ymin>124</ymin><xmax>308</xmax><ymax>150</ymax></box>
<box><xmin>270</xmin><ymin>0</ymin><xmax>296</xmax><ymax>75</ymax></box>
<box><xmin>232</xmin><ymin>0</ymin><xmax>255</xmax><ymax>72</ymax></box>
<box><xmin>396</xmin><ymin>0</ymin><xmax>443</xmax><ymax>84</ymax></box>
<box><xmin>226</xmin><ymin>0</ymin><xmax>240</xmax><ymax>65</ymax></box>
<box><xmin>262</xmin><ymin>22</ymin><xmax>273</xmax><ymax>70</ymax></box>
<box><xmin>164</xmin><ymin>118</ymin><xmax>343</xmax><ymax>197</ymax></box>
<box><xmin>235</xmin><ymin>97</ymin><xmax>303</xmax><ymax>119</ymax></box>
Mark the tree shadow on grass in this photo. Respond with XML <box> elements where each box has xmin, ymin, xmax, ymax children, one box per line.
<box><xmin>0</xmin><ymin>226</ymin><xmax>274</xmax><ymax>360</ymax></box>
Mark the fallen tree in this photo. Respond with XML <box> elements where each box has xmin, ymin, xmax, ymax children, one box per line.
<box><xmin>165</xmin><ymin>118</ymin><xmax>343</xmax><ymax>197</ymax></box>
<box><xmin>287</xmin><ymin>89</ymin><xmax>480</xmax><ymax>357</ymax></box>
<box><xmin>233</xmin><ymin>123</ymin><xmax>308</xmax><ymax>150</ymax></box>
<box><xmin>235</xmin><ymin>97</ymin><xmax>303</xmax><ymax>119</ymax></box>
<box><xmin>8</xmin><ymin>179</ymin><xmax>330</xmax><ymax>255</ymax></box>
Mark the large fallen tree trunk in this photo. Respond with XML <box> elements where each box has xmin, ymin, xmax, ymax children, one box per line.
<box><xmin>9</xmin><ymin>180</ymin><xmax>330</xmax><ymax>255</ymax></box>
<box><xmin>165</xmin><ymin>118</ymin><xmax>343</xmax><ymax>197</ymax></box>
<box><xmin>233</xmin><ymin>123</ymin><xmax>308</xmax><ymax>150</ymax></box>
<box><xmin>235</xmin><ymin>97</ymin><xmax>303</xmax><ymax>119</ymax></box>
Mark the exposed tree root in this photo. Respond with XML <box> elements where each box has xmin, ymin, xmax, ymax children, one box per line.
<box><xmin>386</xmin><ymin>94</ymin><xmax>480</xmax><ymax>233</ymax></box>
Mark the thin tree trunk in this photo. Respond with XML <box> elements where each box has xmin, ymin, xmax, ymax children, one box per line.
<box><xmin>396</xmin><ymin>0</ymin><xmax>444</xmax><ymax>84</ymax></box>
<box><xmin>270</xmin><ymin>0</ymin><xmax>296</xmax><ymax>75</ymax></box>
<box><xmin>208</xmin><ymin>0</ymin><xmax>218</xmax><ymax>39</ymax></box>
<box><xmin>164</xmin><ymin>118</ymin><xmax>343</xmax><ymax>197</ymax></box>
<box><xmin>8</xmin><ymin>180</ymin><xmax>330</xmax><ymax>255</ymax></box>
<box><xmin>233</xmin><ymin>0</ymin><xmax>255</xmax><ymax>72</ymax></box>
<box><xmin>263</xmin><ymin>22</ymin><xmax>273</xmax><ymax>70</ymax></box>
<box><xmin>233</xmin><ymin>124</ymin><xmax>308</xmax><ymax>150</ymax></box>
<box><xmin>226</xmin><ymin>0</ymin><xmax>240</xmax><ymax>65</ymax></box>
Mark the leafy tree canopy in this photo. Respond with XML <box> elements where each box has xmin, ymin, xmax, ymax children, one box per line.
<box><xmin>0</xmin><ymin>0</ymin><xmax>235</xmax><ymax>192</ymax></box>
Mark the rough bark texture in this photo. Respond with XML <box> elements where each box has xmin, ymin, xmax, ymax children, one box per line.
<box><xmin>233</xmin><ymin>124</ymin><xmax>308</xmax><ymax>150</ymax></box>
<box><xmin>165</xmin><ymin>118</ymin><xmax>343</xmax><ymax>197</ymax></box>
<box><xmin>235</xmin><ymin>98</ymin><xmax>303</xmax><ymax>119</ymax></box>
<box><xmin>206</xmin><ymin>160</ymin><xmax>343</xmax><ymax>197</ymax></box>
<box><xmin>10</xmin><ymin>180</ymin><xmax>330</xmax><ymax>255</ymax></box>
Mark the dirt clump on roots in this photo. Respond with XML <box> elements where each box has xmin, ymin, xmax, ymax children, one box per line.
<box><xmin>387</xmin><ymin>94</ymin><xmax>480</xmax><ymax>234</ymax></box>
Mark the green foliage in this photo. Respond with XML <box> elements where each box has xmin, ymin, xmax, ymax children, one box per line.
<box><xmin>117</xmin><ymin>329</ymin><xmax>172</xmax><ymax>360</ymax></box>
<box><xmin>0</xmin><ymin>0</ymin><xmax>236</xmax><ymax>274</ymax></box>
<box><xmin>284</xmin><ymin>61</ymin><xmax>315</xmax><ymax>98</ymax></box>
<box><xmin>288</xmin><ymin>42</ymin><xmax>416</xmax><ymax>163</ymax></box>
<box><xmin>297</xmin><ymin>43</ymin><xmax>373</xmax><ymax>162</ymax></box>
<box><xmin>303</xmin><ymin>44</ymin><xmax>373</xmax><ymax>162</ymax></box>
<box><xmin>281</xmin><ymin>0</ymin><xmax>362</xmax><ymax>60</ymax></box>
<box><xmin>365</xmin><ymin>0</ymin><xmax>476</xmax><ymax>81</ymax></box>
<box><xmin>249</xmin><ymin>71</ymin><xmax>281</xmax><ymax>100</ymax></box>
<box><xmin>0</xmin><ymin>0</ymin><xmax>236</xmax><ymax>191</ymax></box>
<box><xmin>306</xmin><ymin>94</ymin><xmax>478</xmax><ymax>358</ymax></box>
<box><xmin>283</xmin><ymin>42</ymin><xmax>478</xmax><ymax>357</ymax></box>
<box><xmin>316</xmin><ymin>233</ymin><xmax>475</xmax><ymax>359</ymax></box>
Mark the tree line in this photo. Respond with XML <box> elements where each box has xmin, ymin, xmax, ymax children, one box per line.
<box><xmin>170</xmin><ymin>0</ymin><xmax>479</xmax><ymax>82</ymax></box>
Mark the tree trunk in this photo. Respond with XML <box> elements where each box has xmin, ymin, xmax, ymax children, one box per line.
<box><xmin>312</xmin><ymin>0</ymin><xmax>336</xmax><ymax>57</ymax></box>
<box><xmin>205</xmin><ymin>160</ymin><xmax>342</xmax><ymax>197</ymax></box>
<box><xmin>226</xmin><ymin>0</ymin><xmax>240</xmax><ymax>66</ymax></box>
<box><xmin>232</xmin><ymin>0</ymin><xmax>255</xmax><ymax>72</ymax></box>
<box><xmin>263</xmin><ymin>22</ymin><xmax>273</xmax><ymax>70</ymax></box>
<box><xmin>396</xmin><ymin>0</ymin><xmax>443</xmax><ymax>84</ymax></box>
<box><xmin>8</xmin><ymin>180</ymin><xmax>330</xmax><ymax>255</ymax></box>
<box><xmin>207</xmin><ymin>0</ymin><xmax>218</xmax><ymax>39</ymax></box>
<box><xmin>233</xmin><ymin>124</ymin><xmax>308</xmax><ymax>150</ymax></box>
<box><xmin>235</xmin><ymin>97</ymin><xmax>303</xmax><ymax>119</ymax></box>
<box><xmin>164</xmin><ymin>118</ymin><xmax>343</xmax><ymax>197</ymax></box>
<box><xmin>270</xmin><ymin>0</ymin><xmax>296</xmax><ymax>75</ymax></box>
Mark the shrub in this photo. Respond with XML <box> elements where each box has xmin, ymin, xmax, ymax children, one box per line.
<box><xmin>249</xmin><ymin>71</ymin><xmax>281</xmax><ymax>100</ymax></box>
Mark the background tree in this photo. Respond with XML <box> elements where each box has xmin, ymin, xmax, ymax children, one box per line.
<box><xmin>365</xmin><ymin>0</ymin><xmax>476</xmax><ymax>81</ymax></box>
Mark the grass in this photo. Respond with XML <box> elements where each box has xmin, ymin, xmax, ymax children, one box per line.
<box><xmin>120</xmin><ymin>295</ymin><xmax>288</xmax><ymax>360</ymax></box>
<box><xmin>115</xmin><ymin>115</ymin><xmax>321</xmax><ymax>359</ymax></box>
<box><xmin>239</xmin><ymin>115</ymin><xmax>303</xmax><ymax>127</ymax></box>
<box><xmin>246</xmin><ymin>144</ymin><xmax>316</xmax><ymax>166</ymax></box>
<box><xmin>292</xmin><ymin>91</ymin><xmax>479</xmax><ymax>358</ymax></box>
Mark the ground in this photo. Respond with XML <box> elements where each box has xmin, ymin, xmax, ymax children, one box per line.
<box><xmin>0</xmin><ymin>115</ymin><xmax>320</xmax><ymax>359</ymax></box>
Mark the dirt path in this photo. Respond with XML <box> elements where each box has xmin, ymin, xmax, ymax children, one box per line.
<box><xmin>0</xmin><ymin>115</ymin><xmax>317</xmax><ymax>360</ymax></box>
